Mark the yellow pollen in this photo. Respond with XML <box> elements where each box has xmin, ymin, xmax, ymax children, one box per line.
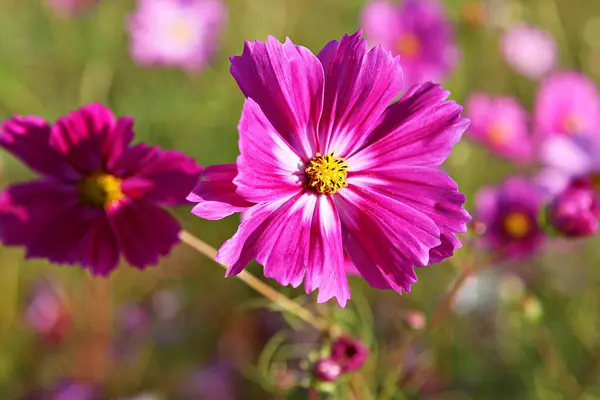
<box><xmin>77</xmin><ymin>172</ymin><xmax>124</xmax><ymax>209</ymax></box>
<box><xmin>169</xmin><ymin>21</ymin><xmax>194</xmax><ymax>44</ymax></box>
<box><xmin>486</xmin><ymin>120</ymin><xmax>511</xmax><ymax>146</ymax></box>
<box><xmin>503</xmin><ymin>212</ymin><xmax>531</xmax><ymax>239</ymax></box>
<box><xmin>562</xmin><ymin>113</ymin><xmax>584</xmax><ymax>134</ymax></box>
<box><xmin>396</xmin><ymin>34</ymin><xmax>421</xmax><ymax>59</ymax></box>
<box><xmin>305</xmin><ymin>152</ymin><xmax>348</xmax><ymax>195</ymax></box>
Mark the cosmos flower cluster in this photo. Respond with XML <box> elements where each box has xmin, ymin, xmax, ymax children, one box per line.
<box><xmin>6</xmin><ymin>0</ymin><xmax>598</xmax><ymax>313</ymax></box>
<box><xmin>467</xmin><ymin>71</ymin><xmax>600</xmax><ymax>259</ymax></box>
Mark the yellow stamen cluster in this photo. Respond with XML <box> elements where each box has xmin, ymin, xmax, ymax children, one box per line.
<box><xmin>305</xmin><ymin>152</ymin><xmax>348</xmax><ymax>195</ymax></box>
<box><xmin>77</xmin><ymin>172</ymin><xmax>124</xmax><ymax>209</ymax></box>
<box><xmin>503</xmin><ymin>211</ymin><xmax>531</xmax><ymax>239</ymax></box>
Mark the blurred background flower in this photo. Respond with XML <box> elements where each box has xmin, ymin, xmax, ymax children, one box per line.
<box><xmin>501</xmin><ymin>24</ymin><xmax>557</xmax><ymax>80</ymax></box>
<box><xmin>465</xmin><ymin>92</ymin><xmax>532</xmax><ymax>164</ymax></box>
<box><xmin>361</xmin><ymin>0</ymin><xmax>459</xmax><ymax>87</ymax></box>
<box><xmin>127</xmin><ymin>0</ymin><xmax>227</xmax><ymax>71</ymax></box>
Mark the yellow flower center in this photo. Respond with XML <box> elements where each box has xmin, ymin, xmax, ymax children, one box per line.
<box><xmin>305</xmin><ymin>152</ymin><xmax>348</xmax><ymax>195</ymax></box>
<box><xmin>503</xmin><ymin>211</ymin><xmax>531</xmax><ymax>239</ymax></box>
<box><xmin>562</xmin><ymin>113</ymin><xmax>584</xmax><ymax>134</ymax></box>
<box><xmin>396</xmin><ymin>33</ymin><xmax>421</xmax><ymax>59</ymax></box>
<box><xmin>77</xmin><ymin>172</ymin><xmax>124</xmax><ymax>209</ymax></box>
<box><xmin>169</xmin><ymin>21</ymin><xmax>194</xmax><ymax>44</ymax></box>
<box><xmin>486</xmin><ymin>120</ymin><xmax>511</xmax><ymax>146</ymax></box>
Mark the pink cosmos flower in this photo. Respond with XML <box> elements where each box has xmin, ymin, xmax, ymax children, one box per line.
<box><xmin>188</xmin><ymin>32</ymin><xmax>470</xmax><ymax>306</ymax></box>
<box><xmin>465</xmin><ymin>93</ymin><xmax>532</xmax><ymax>164</ymax></box>
<box><xmin>46</xmin><ymin>0</ymin><xmax>99</xmax><ymax>18</ymax></box>
<box><xmin>474</xmin><ymin>177</ymin><xmax>545</xmax><ymax>260</ymax></box>
<box><xmin>128</xmin><ymin>0</ymin><xmax>227</xmax><ymax>71</ymax></box>
<box><xmin>501</xmin><ymin>24</ymin><xmax>557</xmax><ymax>80</ymax></box>
<box><xmin>361</xmin><ymin>0</ymin><xmax>459</xmax><ymax>88</ymax></box>
<box><xmin>0</xmin><ymin>103</ymin><xmax>202</xmax><ymax>275</ymax></box>
<box><xmin>534</xmin><ymin>71</ymin><xmax>600</xmax><ymax>138</ymax></box>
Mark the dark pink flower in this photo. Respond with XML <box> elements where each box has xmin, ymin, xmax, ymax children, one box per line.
<box><xmin>547</xmin><ymin>177</ymin><xmax>600</xmax><ymax>237</ymax></box>
<box><xmin>474</xmin><ymin>177</ymin><xmax>545</xmax><ymax>260</ymax></box>
<box><xmin>127</xmin><ymin>0</ymin><xmax>227</xmax><ymax>71</ymax></box>
<box><xmin>188</xmin><ymin>32</ymin><xmax>470</xmax><ymax>306</ymax></box>
<box><xmin>361</xmin><ymin>0</ymin><xmax>459</xmax><ymax>87</ymax></box>
<box><xmin>534</xmin><ymin>71</ymin><xmax>600</xmax><ymax>139</ymax></box>
<box><xmin>0</xmin><ymin>103</ymin><xmax>202</xmax><ymax>275</ymax></box>
<box><xmin>330</xmin><ymin>336</ymin><xmax>369</xmax><ymax>372</ymax></box>
<box><xmin>313</xmin><ymin>358</ymin><xmax>342</xmax><ymax>382</ymax></box>
<box><xmin>466</xmin><ymin>93</ymin><xmax>532</xmax><ymax>164</ymax></box>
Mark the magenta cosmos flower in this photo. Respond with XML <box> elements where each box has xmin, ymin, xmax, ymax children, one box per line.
<box><xmin>547</xmin><ymin>177</ymin><xmax>600</xmax><ymax>238</ymax></box>
<box><xmin>0</xmin><ymin>103</ymin><xmax>202</xmax><ymax>275</ymax></box>
<box><xmin>474</xmin><ymin>177</ymin><xmax>545</xmax><ymax>260</ymax></box>
<box><xmin>188</xmin><ymin>31</ymin><xmax>470</xmax><ymax>306</ymax></box>
<box><xmin>128</xmin><ymin>0</ymin><xmax>226</xmax><ymax>71</ymax></box>
<box><xmin>501</xmin><ymin>24</ymin><xmax>557</xmax><ymax>80</ymax></box>
<box><xmin>330</xmin><ymin>336</ymin><xmax>369</xmax><ymax>372</ymax></box>
<box><xmin>465</xmin><ymin>93</ymin><xmax>532</xmax><ymax>164</ymax></box>
<box><xmin>534</xmin><ymin>71</ymin><xmax>600</xmax><ymax>138</ymax></box>
<box><xmin>361</xmin><ymin>0</ymin><xmax>459</xmax><ymax>87</ymax></box>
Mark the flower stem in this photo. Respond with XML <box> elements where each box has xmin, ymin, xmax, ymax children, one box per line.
<box><xmin>179</xmin><ymin>230</ymin><xmax>327</xmax><ymax>331</ymax></box>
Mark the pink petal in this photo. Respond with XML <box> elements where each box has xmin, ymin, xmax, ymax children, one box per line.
<box><xmin>348</xmin><ymin>82</ymin><xmax>468</xmax><ymax>170</ymax></box>
<box><xmin>230</xmin><ymin>36</ymin><xmax>324</xmax><ymax>159</ymax></box>
<box><xmin>304</xmin><ymin>196</ymin><xmax>350</xmax><ymax>305</ymax></box>
<box><xmin>233</xmin><ymin>98</ymin><xmax>305</xmax><ymax>203</ymax></box>
<box><xmin>335</xmin><ymin>184</ymin><xmax>442</xmax><ymax>293</ymax></box>
<box><xmin>348</xmin><ymin>167</ymin><xmax>469</xmax><ymax>264</ymax></box>
<box><xmin>187</xmin><ymin>164</ymin><xmax>254</xmax><ymax>220</ymax></box>
<box><xmin>316</xmin><ymin>31</ymin><xmax>404</xmax><ymax>157</ymax></box>
<box><xmin>109</xmin><ymin>201</ymin><xmax>181</xmax><ymax>269</ymax></box>
<box><xmin>119</xmin><ymin>145</ymin><xmax>203</xmax><ymax>206</ymax></box>
<box><xmin>216</xmin><ymin>192</ymin><xmax>350</xmax><ymax>306</ymax></box>
<box><xmin>360</xmin><ymin>1</ymin><xmax>401</xmax><ymax>47</ymax></box>
<box><xmin>539</xmin><ymin>136</ymin><xmax>592</xmax><ymax>175</ymax></box>
<box><xmin>0</xmin><ymin>180</ymin><xmax>106</xmax><ymax>266</ymax></box>
<box><xmin>0</xmin><ymin>116</ymin><xmax>79</xmax><ymax>180</ymax></box>
<box><xmin>77</xmin><ymin>214</ymin><xmax>120</xmax><ymax>276</ymax></box>
<box><xmin>49</xmin><ymin>103</ymin><xmax>134</xmax><ymax>174</ymax></box>
<box><xmin>429</xmin><ymin>232</ymin><xmax>462</xmax><ymax>263</ymax></box>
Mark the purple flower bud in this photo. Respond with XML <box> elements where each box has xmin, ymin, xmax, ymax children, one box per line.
<box><xmin>547</xmin><ymin>177</ymin><xmax>600</xmax><ymax>237</ymax></box>
<box><xmin>330</xmin><ymin>336</ymin><xmax>369</xmax><ymax>373</ymax></box>
<box><xmin>313</xmin><ymin>358</ymin><xmax>342</xmax><ymax>382</ymax></box>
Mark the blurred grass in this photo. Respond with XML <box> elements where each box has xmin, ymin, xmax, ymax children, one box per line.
<box><xmin>0</xmin><ymin>0</ymin><xmax>599</xmax><ymax>398</ymax></box>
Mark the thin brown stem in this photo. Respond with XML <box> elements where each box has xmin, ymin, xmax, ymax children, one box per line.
<box><xmin>179</xmin><ymin>230</ymin><xmax>326</xmax><ymax>331</ymax></box>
